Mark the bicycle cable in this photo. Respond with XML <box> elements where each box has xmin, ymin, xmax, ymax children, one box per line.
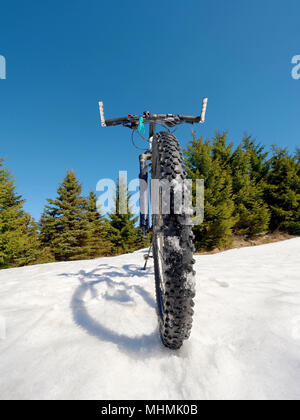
<box><xmin>131</xmin><ymin>119</ymin><xmax>185</xmax><ymax>150</ymax></box>
<box><xmin>131</xmin><ymin>129</ymin><xmax>149</xmax><ymax>151</ymax></box>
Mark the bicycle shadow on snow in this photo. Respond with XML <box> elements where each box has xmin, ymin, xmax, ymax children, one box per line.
<box><xmin>61</xmin><ymin>263</ymin><xmax>165</xmax><ymax>358</ymax></box>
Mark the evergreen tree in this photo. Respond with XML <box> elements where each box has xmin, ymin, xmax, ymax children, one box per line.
<box><xmin>242</xmin><ymin>135</ymin><xmax>270</xmax><ymax>182</ymax></box>
<box><xmin>0</xmin><ymin>159</ymin><xmax>39</xmax><ymax>268</ymax></box>
<box><xmin>85</xmin><ymin>191</ymin><xmax>112</xmax><ymax>258</ymax></box>
<box><xmin>16</xmin><ymin>213</ymin><xmax>43</xmax><ymax>266</ymax></box>
<box><xmin>265</xmin><ymin>147</ymin><xmax>300</xmax><ymax>234</ymax></box>
<box><xmin>106</xmin><ymin>177</ymin><xmax>141</xmax><ymax>254</ymax></box>
<box><xmin>136</xmin><ymin>227</ymin><xmax>151</xmax><ymax>249</ymax></box>
<box><xmin>39</xmin><ymin>170</ymin><xmax>89</xmax><ymax>261</ymax></box>
<box><xmin>231</xmin><ymin>145</ymin><xmax>270</xmax><ymax>236</ymax></box>
<box><xmin>184</xmin><ymin>137</ymin><xmax>236</xmax><ymax>250</ymax></box>
<box><xmin>211</xmin><ymin>131</ymin><xmax>233</xmax><ymax>167</ymax></box>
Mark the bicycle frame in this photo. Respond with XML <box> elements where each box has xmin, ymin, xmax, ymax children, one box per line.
<box><xmin>98</xmin><ymin>99</ymin><xmax>208</xmax><ymax>233</ymax></box>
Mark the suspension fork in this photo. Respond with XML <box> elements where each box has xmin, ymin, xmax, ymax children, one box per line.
<box><xmin>139</xmin><ymin>123</ymin><xmax>155</xmax><ymax>233</ymax></box>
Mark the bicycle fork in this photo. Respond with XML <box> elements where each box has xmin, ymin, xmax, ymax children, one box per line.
<box><xmin>139</xmin><ymin>152</ymin><xmax>151</xmax><ymax>233</ymax></box>
<box><xmin>139</xmin><ymin>122</ymin><xmax>155</xmax><ymax>234</ymax></box>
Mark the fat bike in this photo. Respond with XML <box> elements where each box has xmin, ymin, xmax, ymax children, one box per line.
<box><xmin>98</xmin><ymin>98</ymin><xmax>208</xmax><ymax>349</ymax></box>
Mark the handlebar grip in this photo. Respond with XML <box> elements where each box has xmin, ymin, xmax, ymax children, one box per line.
<box><xmin>200</xmin><ymin>97</ymin><xmax>208</xmax><ymax>123</ymax></box>
<box><xmin>178</xmin><ymin>115</ymin><xmax>200</xmax><ymax>123</ymax></box>
<box><xmin>98</xmin><ymin>101</ymin><xmax>106</xmax><ymax>127</ymax></box>
<box><xmin>105</xmin><ymin>117</ymin><xmax>130</xmax><ymax>126</ymax></box>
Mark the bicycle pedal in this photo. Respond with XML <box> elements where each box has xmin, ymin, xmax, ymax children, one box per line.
<box><xmin>143</xmin><ymin>254</ymin><xmax>153</xmax><ymax>260</ymax></box>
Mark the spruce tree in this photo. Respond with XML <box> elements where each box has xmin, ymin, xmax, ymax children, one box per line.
<box><xmin>106</xmin><ymin>177</ymin><xmax>140</xmax><ymax>254</ymax></box>
<box><xmin>136</xmin><ymin>227</ymin><xmax>151</xmax><ymax>249</ymax></box>
<box><xmin>0</xmin><ymin>159</ymin><xmax>39</xmax><ymax>268</ymax></box>
<box><xmin>184</xmin><ymin>136</ymin><xmax>236</xmax><ymax>250</ymax></box>
<box><xmin>39</xmin><ymin>170</ymin><xmax>89</xmax><ymax>261</ymax></box>
<box><xmin>231</xmin><ymin>145</ymin><xmax>270</xmax><ymax>236</ymax></box>
<box><xmin>265</xmin><ymin>147</ymin><xmax>300</xmax><ymax>234</ymax></box>
<box><xmin>242</xmin><ymin>135</ymin><xmax>270</xmax><ymax>182</ymax></box>
<box><xmin>211</xmin><ymin>131</ymin><xmax>233</xmax><ymax>167</ymax></box>
<box><xmin>16</xmin><ymin>213</ymin><xmax>42</xmax><ymax>266</ymax></box>
<box><xmin>85</xmin><ymin>191</ymin><xmax>112</xmax><ymax>258</ymax></box>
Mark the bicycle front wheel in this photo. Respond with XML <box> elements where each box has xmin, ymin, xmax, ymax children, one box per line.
<box><xmin>151</xmin><ymin>131</ymin><xmax>196</xmax><ymax>350</ymax></box>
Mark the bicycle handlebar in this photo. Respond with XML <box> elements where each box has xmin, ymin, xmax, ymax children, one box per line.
<box><xmin>98</xmin><ymin>98</ymin><xmax>208</xmax><ymax>129</ymax></box>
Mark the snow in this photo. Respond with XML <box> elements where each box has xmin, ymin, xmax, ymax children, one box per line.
<box><xmin>0</xmin><ymin>238</ymin><xmax>300</xmax><ymax>400</ymax></box>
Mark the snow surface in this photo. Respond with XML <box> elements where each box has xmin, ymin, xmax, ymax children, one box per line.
<box><xmin>0</xmin><ymin>238</ymin><xmax>300</xmax><ymax>400</ymax></box>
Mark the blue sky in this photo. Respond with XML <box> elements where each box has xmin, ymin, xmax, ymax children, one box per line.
<box><xmin>0</xmin><ymin>0</ymin><xmax>299</xmax><ymax>220</ymax></box>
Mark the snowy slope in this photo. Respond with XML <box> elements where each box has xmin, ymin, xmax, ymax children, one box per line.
<box><xmin>0</xmin><ymin>238</ymin><xmax>300</xmax><ymax>400</ymax></box>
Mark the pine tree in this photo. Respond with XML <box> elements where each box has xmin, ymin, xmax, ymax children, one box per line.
<box><xmin>184</xmin><ymin>136</ymin><xmax>236</xmax><ymax>250</ymax></box>
<box><xmin>15</xmin><ymin>213</ymin><xmax>42</xmax><ymax>266</ymax></box>
<box><xmin>231</xmin><ymin>144</ymin><xmax>270</xmax><ymax>236</ymax></box>
<box><xmin>136</xmin><ymin>227</ymin><xmax>151</xmax><ymax>249</ymax></box>
<box><xmin>242</xmin><ymin>135</ymin><xmax>270</xmax><ymax>182</ymax></box>
<box><xmin>265</xmin><ymin>147</ymin><xmax>300</xmax><ymax>234</ymax></box>
<box><xmin>85</xmin><ymin>191</ymin><xmax>112</xmax><ymax>258</ymax></box>
<box><xmin>0</xmin><ymin>159</ymin><xmax>39</xmax><ymax>268</ymax></box>
<box><xmin>211</xmin><ymin>131</ymin><xmax>233</xmax><ymax>166</ymax></box>
<box><xmin>106</xmin><ymin>177</ymin><xmax>141</xmax><ymax>254</ymax></box>
<box><xmin>39</xmin><ymin>170</ymin><xmax>89</xmax><ymax>261</ymax></box>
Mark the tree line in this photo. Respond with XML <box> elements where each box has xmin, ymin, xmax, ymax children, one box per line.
<box><xmin>184</xmin><ymin>132</ymin><xmax>300</xmax><ymax>250</ymax></box>
<box><xmin>0</xmin><ymin>161</ymin><xmax>148</xmax><ymax>269</ymax></box>
<box><xmin>0</xmin><ymin>132</ymin><xmax>299</xmax><ymax>268</ymax></box>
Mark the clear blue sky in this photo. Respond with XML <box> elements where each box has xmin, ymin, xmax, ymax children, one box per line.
<box><xmin>0</xmin><ymin>0</ymin><xmax>299</xmax><ymax>220</ymax></box>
